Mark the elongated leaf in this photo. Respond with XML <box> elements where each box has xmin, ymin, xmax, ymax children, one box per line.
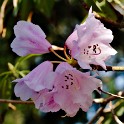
<box><xmin>93</xmin><ymin>0</ymin><xmax>118</xmax><ymax>21</ymax></box>
<box><xmin>34</xmin><ymin>0</ymin><xmax>55</xmax><ymax>18</ymax></box>
<box><xmin>0</xmin><ymin>75</ymin><xmax>12</xmax><ymax>99</ymax></box>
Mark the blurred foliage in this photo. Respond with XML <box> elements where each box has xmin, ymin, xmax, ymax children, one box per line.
<box><xmin>0</xmin><ymin>0</ymin><xmax>124</xmax><ymax>124</ymax></box>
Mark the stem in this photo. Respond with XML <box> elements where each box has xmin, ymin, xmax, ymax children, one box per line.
<box><xmin>88</xmin><ymin>107</ymin><xmax>105</xmax><ymax>124</ymax></box>
<box><xmin>0</xmin><ymin>99</ymin><xmax>34</xmax><ymax>104</ymax></box>
<box><xmin>51</xmin><ymin>61</ymin><xmax>62</xmax><ymax>64</ymax></box>
<box><xmin>15</xmin><ymin>54</ymin><xmax>40</xmax><ymax>69</ymax></box>
<box><xmin>112</xmin><ymin>66</ymin><xmax>124</xmax><ymax>71</ymax></box>
<box><xmin>98</xmin><ymin>88</ymin><xmax>124</xmax><ymax>99</ymax></box>
<box><xmin>109</xmin><ymin>101</ymin><xmax>123</xmax><ymax>124</ymax></box>
<box><xmin>49</xmin><ymin>48</ymin><xmax>67</xmax><ymax>62</ymax></box>
<box><xmin>90</xmin><ymin>65</ymin><xmax>124</xmax><ymax>71</ymax></box>
<box><xmin>64</xmin><ymin>45</ymin><xmax>71</xmax><ymax>60</ymax></box>
<box><xmin>52</xmin><ymin>45</ymin><xmax>64</xmax><ymax>51</ymax></box>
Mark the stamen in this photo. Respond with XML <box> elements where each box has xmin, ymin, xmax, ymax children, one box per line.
<box><xmin>68</xmin><ymin>74</ymin><xmax>73</xmax><ymax>77</ymax></box>
<box><xmin>93</xmin><ymin>45</ymin><xmax>97</xmax><ymax>53</ymax></box>
<box><xmin>66</xmin><ymin>85</ymin><xmax>69</xmax><ymax>89</ymax></box>
<box><xmin>91</xmin><ymin>48</ymin><xmax>101</xmax><ymax>55</ymax></box>
<box><xmin>65</xmin><ymin>75</ymin><xmax>69</xmax><ymax>79</ymax></box>
<box><xmin>88</xmin><ymin>46</ymin><xmax>91</xmax><ymax>48</ymax></box>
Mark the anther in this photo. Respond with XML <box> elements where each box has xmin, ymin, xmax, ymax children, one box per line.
<box><xmin>65</xmin><ymin>75</ymin><xmax>69</xmax><ymax>79</ymax></box>
<box><xmin>88</xmin><ymin>46</ymin><xmax>91</xmax><ymax>48</ymax></box>
<box><xmin>68</xmin><ymin>74</ymin><xmax>73</xmax><ymax>77</ymax></box>
<box><xmin>71</xmin><ymin>82</ymin><xmax>73</xmax><ymax>85</ymax></box>
<box><xmin>66</xmin><ymin>85</ymin><xmax>69</xmax><ymax>89</ymax></box>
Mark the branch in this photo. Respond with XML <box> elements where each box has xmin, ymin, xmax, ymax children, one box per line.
<box><xmin>98</xmin><ymin>88</ymin><xmax>124</xmax><ymax>99</ymax></box>
<box><xmin>90</xmin><ymin>91</ymin><xmax>124</xmax><ymax>123</ymax></box>
<box><xmin>79</xmin><ymin>0</ymin><xmax>124</xmax><ymax>28</ymax></box>
<box><xmin>103</xmin><ymin>100</ymin><xmax>124</xmax><ymax>113</ymax></box>
<box><xmin>90</xmin><ymin>65</ymin><xmax>124</xmax><ymax>71</ymax></box>
<box><xmin>94</xmin><ymin>91</ymin><xmax>124</xmax><ymax>104</ymax></box>
<box><xmin>88</xmin><ymin>106</ymin><xmax>105</xmax><ymax>124</ymax></box>
<box><xmin>0</xmin><ymin>99</ymin><xmax>34</xmax><ymax>104</ymax></box>
<box><xmin>94</xmin><ymin>12</ymin><xmax>124</xmax><ymax>28</ymax></box>
<box><xmin>109</xmin><ymin>101</ymin><xmax>124</xmax><ymax>124</ymax></box>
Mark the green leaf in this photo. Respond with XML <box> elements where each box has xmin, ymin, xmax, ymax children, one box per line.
<box><xmin>0</xmin><ymin>75</ymin><xmax>12</xmax><ymax>99</ymax></box>
<box><xmin>15</xmin><ymin>54</ymin><xmax>40</xmax><ymax>69</ymax></box>
<box><xmin>93</xmin><ymin>0</ymin><xmax>118</xmax><ymax>21</ymax></box>
<box><xmin>19</xmin><ymin>0</ymin><xmax>34</xmax><ymax>20</ymax></box>
<box><xmin>107</xmin><ymin>0</ymin><xmax>124</xmax><ymax>15</ymax></box>
<box><xmin>34</xmin><ymin>0</ymin><xmax>55</xmax><ymax>18</ymax></box>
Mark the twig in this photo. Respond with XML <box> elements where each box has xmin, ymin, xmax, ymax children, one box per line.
<box><xmin>0</xmin><ymin>99</ymin><xmax>34</xmax><ymax>104</ymax></box>
<box><xmin>49</xmin><ymin>47</ymin><xmax>67</xmax><ymax>62</ymax></box>
<box><xmin>79</xmin><ymin>0</ymin><xmax>124</xmax><ymax>28</ymax></box>
<box><xmin>79</xmin><ymin>0</ymin><xmax>90</xmax><ymax>11</ymax></box>
<box><xmin>109</xmin><ymin>101</ymin><xmax>123</xmax><ymax>124</ymax></box>
<box><xmin>94</xmin><ymin>12</ymin><xmax>124</xmax><ymax>28</ymax></box>
<box><xmin>91</xmin><ymin>91</ymin><xmax>124</xmax><ymax>123</ymax></box>
<box><xmin>98</xmin><ymin>88</ymin><xmax>124</xmax><ymax>99</ymax></box>
<box><xmin>88</xmin><ymin>106</ymin><xmax>105</xmax><ymax>124</ymax></box>
<box><xmin>103</xmin><ymin>100</ymin><xmax>124</xmax><ymax>113</ymax></box>
<box><xmin>90</xmin><ymin>64</ymin><xmax>124</xmax><ymax>71</ymax></box>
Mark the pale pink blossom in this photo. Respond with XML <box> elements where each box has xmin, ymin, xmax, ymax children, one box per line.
<box><xmin>52</xmin><ymin>62</ymin><xmax>102</xmax><ymax>117</ymax></box>
<box><xmin>13</xmin><ymin>61</ymin><xmax>54</xmax><ymax>92</ymax></box>
<box><xmin>32</xmin><ymin>89</ymin><xmax>60</xmax><ymax>112</ymax></box>
<box><xmin>13</xmin><ymin>61</ymin><xmax>102</xmax><ymax>116</ymax></box>
<box><xmin>65</xmin><ymin>8</ymin><xmax>117</xmax><ymax>69</ymax></box>
<box><xmin>14</xmin><ymin>80</ymin><xmax>36</xmax><ymax>101</ymax></box>
<box><xmin>11</xmin><ymin>21</ymin><xmax>52</xmax><ymax>56</ymax></box>
<box><xmin>13</xmin><ymin>61</ymin><xmax>60</xmax><ymax>112</ymax></box>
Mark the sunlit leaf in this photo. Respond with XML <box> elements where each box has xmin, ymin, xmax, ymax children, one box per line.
<box><xmin>107</xmin><ymin>0</ymin><xmax>124</xmax><ymax>15</ymax></box>
<box><xmin>93</xmin><ymin>0</ymin><xmax>118</xmax><ymax>21</ymax></box>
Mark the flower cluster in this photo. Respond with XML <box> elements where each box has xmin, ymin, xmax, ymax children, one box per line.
<box><xmin>11</xmin><ymin>8</ymin><xmax>117</xmax><ymax>117</ymax></box>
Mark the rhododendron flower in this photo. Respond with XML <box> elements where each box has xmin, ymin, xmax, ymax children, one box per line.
<box><xmin>65</xmin><ymin>8</ymin><xmax>117</xmax><ymax>69</ymax></box>
<box><xmin>32</xmin><ymin>89</ymin><xmax>60</xmax><ymax>112</ymax></box>
<box><xmin>13</xmin><ymin>60</ymin><xmax>60</xmax><ymax>112</ymax></box>
<box><xmin>13</xmin><ymin>61</ymin><xmax>60</xmax><ymax>112</ymax></box>
<box><xmin>52</xmin><ymin>62</ymin><xmax>102</xmax><ymax>117</ymax></box>
<box><xmin>11</xmin><ymin>21</ymin><xmax>52</xmax><ymax>56</ymax></box>
<box><xmin>14</xmin><ymin>80</ymin><xmax>36</xmax><ymax>101</ymax></box>
<box><xmin>13</xmin><ymin>61</ymin><xmax>54</xmax><ymax>91</ymax></box>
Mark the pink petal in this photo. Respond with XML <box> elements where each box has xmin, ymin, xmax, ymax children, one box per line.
<box><xmin>55</xmin><ymin>62</ymin><xmax>76</xmax><ymax>73</ymax></box>
<box><xmin>53</xmin><ymin>62</ymin><xmax>102</xmax><ymax>116</ymax></box>
<box><xmin>11</xmin><ymin>21</ymin><xmax>52</xmax><ymax>56</ymax></box>
<box><xmin>65</xmin><ymin>7</ymin><xmax>116</xmax><ymax>69</ymax></box>
<box><xmin>14</xmin><ymin>80</ymin><xmax>35</xmax><ymax>101</ymax></box>
<box><xmin>25</xmin><ymin>61</ymin><xmax>54</xmax><ymax>91</ymax></box>
<box><xmin>13</xmin><ymin>61</ymin><xmax>54</xmax><ymax>91</ymax></box>
<box><xmin>65</xmin><ymin>30</ymin><xmax>78</xmax><ymax>50</ymax></box>
<box><xmin>32</xmin><ymin>89</ymin><xmax>60</xmax><ymax>112</ymax></box>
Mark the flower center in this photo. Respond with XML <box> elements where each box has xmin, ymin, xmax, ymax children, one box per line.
<box><xmin>60</xmin><ymin>71</ymin><xmax>79</xmax><ymax>91</ymax></box>
<box><xmin>83</xmin><ymin>44</ymin><xmax>101</xmax><ymax>58</ymax></box>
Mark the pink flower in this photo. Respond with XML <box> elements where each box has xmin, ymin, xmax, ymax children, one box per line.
<box><xmin>52</xmin><ymin>62</ymin><xmax>102</xmax><ymax>117</ymax></box>
<box><xmin>13</xmin><ymin>61</ymin><xmax>101</xmax><ymax>116</ymax></box>
<box><xmin>13</xmin><ymin>61</ymin><xmax>60</xmax><ymax>112</ymax></box>
<box><xmin>32</xmin><ymin>89</ymin><xmax>60</xmax><ymax>112</ymax></box>
<box><xmin>11</xmin><ymin>21</ymin><xmax>52</xmax><ymax>56</ymax></box>
<box><xmin>13</xmin><ymin>61</ymin><xmax>54</xmax><ymax>92</ymax></box>
<box><xmin>14</xmin><ymin>80</ymin><xmax>36</xmax><ymax>101</ymax></box>
<box><xmin>65</xmin><ymin>8</ymin><xmax>117</xmax><ymax>69</ymax></box>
